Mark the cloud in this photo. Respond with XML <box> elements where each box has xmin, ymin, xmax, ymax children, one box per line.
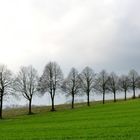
<box><xmin>0</xmin><ymin>0</ymin><xmax>140</xmax><ymax>75</ymax></box>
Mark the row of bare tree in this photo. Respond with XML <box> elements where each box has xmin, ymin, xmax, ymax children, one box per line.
<box><xmin>0</xmin><ymin>62</ymin><xmax>140</xmax><ymax>119</ymax></box>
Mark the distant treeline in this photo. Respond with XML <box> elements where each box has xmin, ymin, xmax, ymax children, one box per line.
<box><xmin>0</xmin><ymin>62</ymin><xmax>139</xmax><ymax>119</ymax></box>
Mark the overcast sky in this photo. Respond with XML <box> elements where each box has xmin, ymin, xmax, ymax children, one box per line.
<box><xmin>0</xmin><ymin>0</ymin><xmax>140</xmax><ymax>76</ymax></box>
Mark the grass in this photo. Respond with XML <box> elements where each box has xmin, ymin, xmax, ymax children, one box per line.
<box><xmin>1</xmin><ymin>99</ymin><xmax>140</xmax><ymax>140</ymax></box>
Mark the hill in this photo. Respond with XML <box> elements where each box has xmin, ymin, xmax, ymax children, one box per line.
<box><xmin>1</xmin><ymin>99</ymin><xmax>140</xmax><ymax>140</ymax></box>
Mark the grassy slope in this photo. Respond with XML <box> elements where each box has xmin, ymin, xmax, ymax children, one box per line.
<box><xmin>1</xmin><ymin>99</ymin><xmax>140</xmax><ymax>140</ymax></box>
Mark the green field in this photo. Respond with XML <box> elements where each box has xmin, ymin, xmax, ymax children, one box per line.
<box><xmin>1</xmin><ymin>99</ymin><xmax>140</xmax><ymax>140</ymax></box>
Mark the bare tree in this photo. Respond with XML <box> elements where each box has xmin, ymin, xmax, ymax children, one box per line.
<box><xmin>95</xmin><ymin>70</ymin><xmax>109</xmax><ymax>104</ymax></box>
<box><xmin>79</xmin><ymin>66</ymin><xmax>95</xmax><ymax>106</ymax></box>
<box><xmin>38</xmin><ymin>62</ymin><xmax>63</xmax><ymax>111</ymax></box>
<box><xmin>14</xmin><ymin>66</ymin><xmax>38</xmax><ymax>115</ymax></box>
<box><xmin>108</xmin><ymin>72</ymin><xmax>119</xmax><ymax>102</ymax></box>
<box><xmin>62</xmin><ymin>68</ymin><xmax>80</xmax><ymax>109</ymax></box>
<box><xmin>0</xmin><ymin>65</ymin><xmax>13</xmax><ymax>119</ymax></box>
<box><xmin>119</xmin><ymin>75</ymin><xmax>130</xmax><ymax>100</ymax></box>
<box><xmin>128</xmin><ymin>69</ymin><xmax>139</xmax><ymax>99</ymax></box>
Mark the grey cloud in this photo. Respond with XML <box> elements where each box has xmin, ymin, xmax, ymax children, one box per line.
<box><xmin>0</xmin><ymin>0</ymin><xmax>140</xmax><ymax>76</ymax></box>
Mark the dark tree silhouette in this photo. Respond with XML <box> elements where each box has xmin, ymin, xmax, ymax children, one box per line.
<box><xmin>79</xmin><ymin>66</ymin><xmax>95</xmax><ymax>106</ymax></box>
<box><xmin>14</xmin><ymin>65</ymin><xmax>38</xmax><ymax>115</ymax></box>
<box><xmin>0</xmin><ymin>65</ymin><xmax>13</xmax><ymax>119</ymax></box>
<box><xmin>62</xmin><ymin>68</ymin><xmax>80</xmax><ymax>109</ymax></box>
<box><xmin>108</xmin><ymin>72</ymin><xmax>119</xmax><ymax>102</ymax></box>
<box><xmin>95</xmin><ymin>70</ymin><xmax>109</xmax><ymax>104</ymax></box>
<box><xmin>128</xmin><ymin>69</ymin><xmax>139</xmax><ymax>99</ymax></box>
<box><xmin>38</xmin><ymin>62</ymin><xmax>63</xmax><ymax>111</ymax></box>
<box><xmin>119</xmin><ymin>75</ymin><xmax>130</xmax><ymax>100</ymax></box>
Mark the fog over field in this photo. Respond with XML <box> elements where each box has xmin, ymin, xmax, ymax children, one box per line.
<box><xmin>0</xmin><ymin>0</ymin><xmax>140</xmax><ymax>107</ymax></box>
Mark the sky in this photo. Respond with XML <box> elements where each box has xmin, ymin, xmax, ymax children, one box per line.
<box><xmin>1</xmin><ymin>0</ymin><xmax>140</xmax><ymax>106</ymax></box>
<box><xmin>0</xmin><ymin>0</ymin><xmax>140</xmax><ymax>76</ymax></box>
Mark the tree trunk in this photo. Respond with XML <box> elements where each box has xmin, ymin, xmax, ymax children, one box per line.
<box><xmin>50</xmin><ymin>89</ymin><xmax>55</xmax><ymax>112</ymax></box>
<box><xmin>72</xmin><ymin>94</ymin><xmax>74</xmax><ymax>109</ymax></box>
<box><xmin>28</xmin><ymin>99</ymin><xmax>32</xmax><ymax>115</ymax></box>
<box><xmin>103</xmin><ymin>91</ymin><xmax>105</xmax><ymax>104</ymax></box>
<box><xmin>51</xmin><ymin>96</ymin><xmax>55</xmax><ymax>111</ymax></box>
<box><xmin>133</xmin><ymin>87</ymin><xmax>135</xmax><ymax>99</ymax></box>
<box><xmin>114</xmin><ymin>91</ymin><xmax>116</xmax><ymax>102</ymax></box>
<box><xmin>0</xmin><ymin>94</ymin><xmax>3</xmax><ymax>119</ymax></box>
<box><xmin>87</xmin><ymin>92</ymin><xmax>90</xmax><ymax>106</ymax></box>
<box><xmin>124</xmin><ymin>90</ymin><xmax>127</xmax><ymax>101</ymax></box>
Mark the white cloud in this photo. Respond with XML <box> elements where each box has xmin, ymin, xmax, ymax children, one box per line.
<box><xmin>0</xmin><ymin>0</ymin><xmax>139</xmax><ymax>75</ymax></box>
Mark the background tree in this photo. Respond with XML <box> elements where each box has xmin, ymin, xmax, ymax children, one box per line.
<box><xmin>119</xmin><ymin>75</ymin><xmax>130</xmax><ymax>100</ymax></box>
<box><xmin>108</xmin><ymin>72</ymin><xmax>119</xmax><ymax>102</ymax></box>
<box><xmin>79</xmin><ymin>66</ymin><xmax>95</xmax><ymax>106</ymax></box>
<box><xmin>14</xmin><ymin>66</ymin><xmax>38</xmax><ymax>115</ymax></box>
<box><xmin>38</xmin><ymin>62</ymin><xmax>63</xmax><ymax>111</ymax></box>
<box><xmin>95</xmin><ymin>70</ymin><xmax>109</xmax><ymax>104</ymax></box>
<box><xmin>0</xmin><ymin>65</ymin><xmax>13</xmax><ymax>119</ymax></box>
<box><xmin>128</xmin><ymin>69</ymin><xmax>139</xmax><ymax>99</ymax></box>
<box><xmin>62</xmin><ymin>68</ymin><xmax>80</xmax><ymax>109</ymax></box>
